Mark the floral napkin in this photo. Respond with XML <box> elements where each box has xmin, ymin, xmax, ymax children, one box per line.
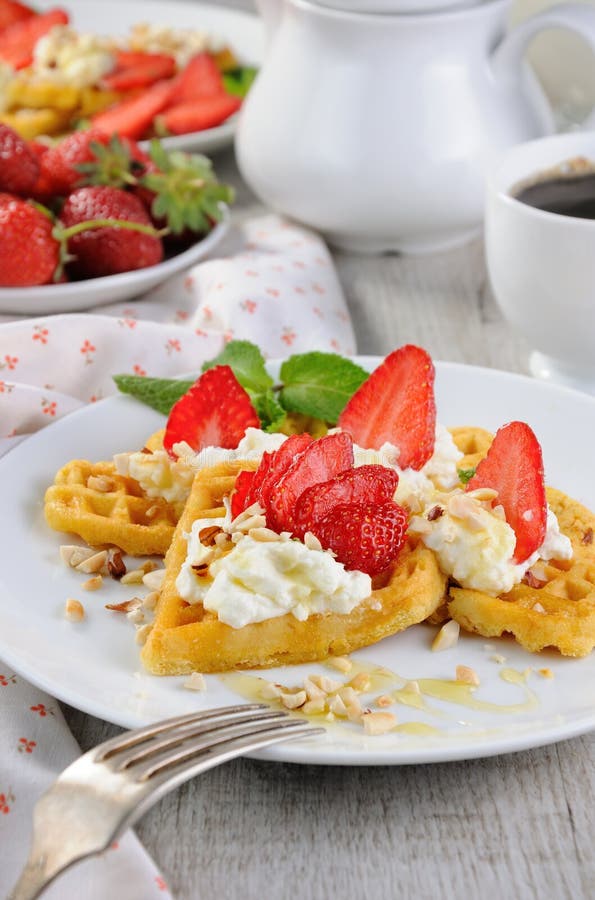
<box><xmin>0</xmin><ymin>214</ymin><xmax>357</xmax><ymax>898</ymax></box>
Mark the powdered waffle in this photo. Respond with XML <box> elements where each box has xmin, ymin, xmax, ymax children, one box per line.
<box><xmin>141</xmin><ymin>462</ymin><xmax>447</xmax><ymax>674</ymax></box>
<box><xmin>44</xmin><ymin>457</ymin><xmax>180</xmax><ymax>557</ymax></box>
<box><xmin>446</xmin><ymin>433</ymin><xmax>595</xmax><ymax>656</ymax></box>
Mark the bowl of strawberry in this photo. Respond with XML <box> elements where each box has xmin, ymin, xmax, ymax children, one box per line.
<box><xmin>0</xmin><ymin>123</ymin><xmax>232</xmax><ymax>314</ymax></box>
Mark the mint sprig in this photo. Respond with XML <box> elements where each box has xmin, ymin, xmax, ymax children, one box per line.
<box><xmin>458</xmin><ymin>467</ymin><xmax>476</xmax><ymax>485</ymax></box>
<box><xmin>114</xmin><ymin>340</ymin><xmax>369</xmax><ymax>429</ymax></box>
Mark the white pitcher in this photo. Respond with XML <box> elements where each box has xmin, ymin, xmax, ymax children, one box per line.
<box><xmin>236</xmin><ymin>0</ymin><xmax>595</xmax><ymax>254</ymax></box>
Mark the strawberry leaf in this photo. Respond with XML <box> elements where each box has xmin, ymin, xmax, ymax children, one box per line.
<box><xmin>279</xmin><ymin>353</ymin><xmax>369</xmax><ymax>424</ymax></box>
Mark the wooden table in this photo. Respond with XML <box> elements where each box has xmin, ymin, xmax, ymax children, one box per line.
<box><xmin>62</xmin><ymin>2</ymin><xmax>595</xmax><ymax>894</ymax></box>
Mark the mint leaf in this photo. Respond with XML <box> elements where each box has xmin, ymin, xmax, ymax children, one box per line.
<box><xmin>201</xmin><ymin>340</ymin><xmax>273</xmax><ymax>393</ymax></box>
<box><xmin>252</xmin><ymin>390</ymin><xmax>286</xmax><ymax>433</ymax></box>
<box><xmin>458</xmin><ymin>467</ymin><xmax>476</xmax><ymax>485</ymax></box>
<box><xmin>113</xmin><ymin>374</ymin><xmax>193</xmax><ymax>415</ymax></box>
<box><xmin>279</xmin><ymin>353</ymin><xmax>368</xmax><ymax>424</ymax></box>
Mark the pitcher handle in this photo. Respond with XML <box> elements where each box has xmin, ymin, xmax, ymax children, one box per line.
<box><xmin>492</xmin><ymin>2</ymin><xmax>595</xmax><ymax>88</ymax></box>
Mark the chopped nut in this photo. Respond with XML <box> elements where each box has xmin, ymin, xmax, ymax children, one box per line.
<box><xmin>581</xmin><ymin>527</ymin><xmax>594</xmax><ymax>545</ymax></box>
<box><xmin>60</xmin><ymin>545</ymin><xmax>95</xmax><ymax>568</ymax></box>
<box><xmin>127</xmin><ymin>607</ymin><xmax>145</xmax><ymax>625</ymax></box>
<box><xmin>337</xmin><ymin>685</ymin><xmax>359</xmax><ymax>706</ymax></box>
<box><xmin>376</xmin><ymin>694</ymin><xmax>394</xmax><ymax>708</ymax></box>
<box><xmin>408</xmin><ymin>515</ymin><xmax>432</xmax><ymax>536</ymax></box>
<box><xmin>349</xmin><ymin>672</ymin><xmax>371</xmax><ymax>692</ymax></box>
<box><xmin>191</xmin><ymin>563</ymin><xmax>210</xmax><ymax>578</ymax></box>
<box><xmin>145</xmin><ymin>505</ymin><xmax>161</xmax><ymax>520</ymax></box>
<box><xmin>140</xmin><ymin>560</ymin><xmax>158</xmax><ymax>574</ymax></box>
<box><xmin>75</xmin><ymin>550</ymin><xmax>108</xmax><ymax>575</ymax></box>
<box><xmin>447</xmin><ymin>493</ymin><xmax>485</xmax><ymax>531</ymax></box>
<box><xmin>432</xmin><ymin>619</ymin><xmax>460</xmax><ymax>652</ymax></box>
<box><xmin>215</xmin><ymin>532</ymin><xmax>231</xmax><ymax>549</ymax></box>
<box><xmin>532</xmin><ymin>602</ymin><xmax>547</xmax><ymax>614</ymax></box>
<box><xmin>87</xmin><ymin>474</ymin><xmax>115</xmax><ymax>492</ymax></box>
<box><xmin>248</xmin><ymin>527</ymin><xmax>281</xmax><ymax>542</ymax></box>
<box><xmin>107</xmin><ymin>549</ymin><xmax>126</xmax><ymax>579</ymax></box>
<box><xmin>467</xmin><ymin>487</ymin><xmax>498</xmax><ymax>502</ymax></box>
<box><xmin>361</xmin><ymin>711</ymin><xmax>396</xmax><ymax>735</ymax></box>
<box><xmin>427</xmin><ymin>505</ymin><xmax>444</xmax><ymax>522</ymax></box>
<box><xmin>120</xmin><ymin>568</ymin><xmax>145</xmax><ymax>585</ymax></box>
<box><xmin>403</xmin><ymin>680</ymin><xmax>420</xmax><ymax>694</ymax></box>
<box><xmin>142</xmin><ymin>591</ymin><xmax>159</xmax><ymax>612</ymax></box>
<box><xmin>309</xmin><ymin>674</ymin><xmax>342</xmax><ymax>694</ymax></box>
<box><xmin>456</xmin><ymin>665</ymin><xmax>480</xmax><ymax>686</ymax></box>
<box><xmin>113</xmin><ymin>452</ymin><xmax>131</xmax><ymax>474</ymax></box>
<box><xmin>302</xmin><ymin>698</ymin><xmax>326</xmax><ymax>715</ymax></box>
<box><xmin>260</xmin><ymin>682</ymin><xmax>282</xmax><ymax>700</ymax></box>
<box><xmin>328</xmin><ymin>694</ymin><xmax>348</xmax><ymax>717</ymax></box>
<box><xmin>280</xmin><ymin>690</ymin><xmax>307</xmax><ymax>709</ymax></box>
<box><xmin>303</xmin><ymin>532</ymin><xmax>323</xmax><ymax>552</ymax></box>
<box><xmin>143</xmin><ymin>569</ymin><xmax>165</xmax><ymax>590</ymax></box>
<box><xmin>523</xmin><ymin>569</ymin><xmax>547</xmax><ymax>589</ymax></box>
<box><xmin>65</xmin><ymin>598</ymin><xmax>85</xmax><ymax>622</ymax></box>
<box><xmin>490</xmin><ymin>654</ymin><xmax>507</xmax><ymax>664</ymax></box>
<box><xmin>183</xmin><ymin>672</ymin><xmax>206</xmax><ymax>691</ymax></box>
<box><xmin>135</xmin><ymin>623</ymin><xmax>153</xmax><ymax>645</ymax></box>
<box><xmin>538</xmin><ymin>667</ymin><xmax>554</xmax><ymax>679</ymax></box>
<box><xmin>324</xmin><ymin>711</ymin><xmax>335</xmax><ymax>722</ymax></box>
<box><xmin>105</xmin><ymin>598</ymin><xmax>142</xmax><ymax>613</ymax></box>
<box><xmin>326</xmin><ymin>656</ymin><xmax>352</xmax><ymax>674</ymax></box>
<box><xmin>492</xmin><ymin>504</ymin><xmax>506</xmax><ymax>521</ymax></box>
<box><xmin>199</xmin><ymin>525</ymin><xmax>223</xmax><ymax>546</ymax></box>
<box><xmin>82</xmin><ymin>575</ymin><xmax>103</xmax><ymax>592</ymax></box>
<box><xmin>303</xmin><ymin>677</ymin><xmax>326</xmax><ymax>701</ymax></box>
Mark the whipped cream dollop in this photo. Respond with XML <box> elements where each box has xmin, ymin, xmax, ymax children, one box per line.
<box><xmin>412</xmin><ymin>492</ymin><xmax>572</xmax><ymax>595</ymax></box>
<box><xmin>32</xmin><ymin>26</ymin><xmax>115</xmax><ymax>86</ymax></box>
<box><xmin>175</xmin><ymin>517</ymin><xmax>371</xmax><ymax>629</ymax></box>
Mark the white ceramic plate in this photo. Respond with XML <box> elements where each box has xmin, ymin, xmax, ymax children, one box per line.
<box><xmin>0</xmin><ymin>212</ymin><xmax>228</xmax><ymax>315</ymax></box>
<box><xmin>35</xmin><ymin>0</ymin><xmax>264</xmax><ymax>154</ymax></box>
<box><xmin>1</xmin><ymin>360</ymin><xmax>595</xmax><ymax>766</ymax></box>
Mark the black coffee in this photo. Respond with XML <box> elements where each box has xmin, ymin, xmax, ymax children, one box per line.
<box><xmin>514</xmin><ymin>171</ymin><xmax>595</xmax><ymax>220</ymax></box>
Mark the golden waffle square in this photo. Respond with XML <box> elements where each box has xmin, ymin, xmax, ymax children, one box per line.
<box><xmin>141</xmin><ymin>461</ymin><xmax>447</xmax><ymax>675</ymax></box>
<box><xmin>44</xmin><ymin>458</ymin><xmax>180</xmax><ymax>557</ymax></box>
<box><xmin>446</xmin><ymin>428</ymin><xmax>595</xmax><ymax>657</ymax></box>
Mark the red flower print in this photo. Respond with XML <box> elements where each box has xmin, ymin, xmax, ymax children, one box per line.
<box><xmin>240</xmin><ymin>299</ymin><xmax>257</xmax><ymax>314</ymax></box>
<box><xmin>0</xmin><ymin>673</ymin><xmax>16</xmax><ymax>686</ymax></box>
<box><xmin>0</xmin><ymin>354</ymin><xmax>18</xmax><ymax>370</ymax></box>
<box><xmin>336</xmin><ymin>310</ymin><xmax>349</xmax><ymax>322</ymax></box>
<box><xmin>184</xmin><ymin>275</ymin><xmax>194</xmax><ymax>290</ymax></box>
<box><xmin>18</xmin><ymin>738</ymin><xmax>37</xmax><ymax>754</ymax></box>
<box><xmin>175</xmin><ymin>309</ymin><xmax>189</xmax><ymax>322</ymax></box>
<box><xmin>315</xmin><ymin>256</ymin><xmax>328</xmax><ymax>266</ymax></box>
<box><xmin>133</xmin><ymin>364</ymin><xmax>147</xmax><ymax>376</ymax></box>
<box><xmin>110</xmin><ymin>841</ymin><xmax>120</xmax><ymax>850</ymax></box>
<box><xmin>312</xmin><ymin>307</ymin><xmax>324</xmax><ymax>319</ymax></box>
<box><xmin>89</xmin><ymin>395</ymin><xmax>99</xmax><ymax>403</ymax></box>
<box><xmin>32</xmin><ymin>326</ymin><xmax>49</xmax><ymax>344</ymax></box>
<box><xmin>166</xmin><ymin>339</ymin><xmax>181</xmax><ymax>354</ymax></box>
<box><xmin>223</xmin><ymin>330</ymin><xmax>234</xmax><ymax>343</ymax></box>
<box><xmin>281</xmin><ymin>327</ymin><xmax>296</xmax><ymax>347</ymax></box>
<box><xmin>266</xmin><ymin>288</ymin><xmax>280</xmax><ymax>298</ymax></box>
<box><xmin>271</xmin><ymin>265</ymin><xmax>284</xmax><ymax>273</ymax></box>
<box><xmin>201</xmin><ymin>306</ymin><xmax>213</xmax><ymax>321</ymax></box>
<box><xmin>0</xmin><ymin>791</ymin><xmax>14</xmax><ymax>814</ymax></box>
<box><xmin>80</xmin><ymin>340</ymin><xmax>96</xmax><ymax>365</ymax></box>
<box><xmin>41</xmin><ymin>399</ymin><xmax>57</xmax><ymax>417</ymax></box>
<box><xmin>312</xmin><ymin>283</ymin><xmax>325</xmax><ymax>295</ymax></box>
<box><xmin>30</xmin><ymin>702</ymin><xmax>53</xmax><ymax>717</ymax></box>
<box><xmin>293</xmin><ymin>260</ymin><xmax>306</xmax><ymax>269</ymax></box>
<box><xmin>331</xmin><ymin>339</ymin><xmax>340</xmax><ymax>351</ymax></box>
<box><xmin>215</xmin><ymin>282</ymin><xmax>226</xmax><ymax>291</ymax></box>
<box><xmin>155</xmin><ymin>875</ymin><xmax>168</xmax><ymax>891</ymax></box>
<box><xmin>294</xmin><ymin>286</ymin><xmax>306</xmax><ymax>295</ymax></box>
<box><xmin>244</xmin><ymin>270</ymin><xmax>259</xmax><ymax>277</ymax></box>
<box><xmin>195</xmin><ymin>328</ymin><xmax>208</xmax><ymax>337</ymax></box>
<box><xmin>118</xmin><ymin>318</ymin><xmax>137</xmax><ymax>330</ymax></box>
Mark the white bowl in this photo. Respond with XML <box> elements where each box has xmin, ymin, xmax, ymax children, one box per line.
<box><xmin>0</xmin><ymin>210</ymin><xmax>229</xmax><ymax>316</ymax></box>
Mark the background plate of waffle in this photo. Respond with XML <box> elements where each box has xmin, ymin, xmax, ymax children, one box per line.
<box><xmin>1</xmin><ymin>360</ymin><xmax>595</xmax><ymax>765</ymax></box>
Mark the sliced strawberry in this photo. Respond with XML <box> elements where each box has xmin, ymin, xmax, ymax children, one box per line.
<box><xmin>465</xmin><ymin>420</ymin><xmax>547</xmax><ymax>564</ymax></box>
<box><xmin>114</xmin><ymin>49</ymin><xmax>176</xmax><ymax>70</ymax></box>
<box><xmin>163</xmin><ymin>365</ymin><xmax>260</xmax><ymax>460</ymax></box>
<box><xmin>241</xmin><ymin>433</ymin><xmax>313</xmax><ymax>523</ymax></box>
<box><xmin>172</xmin><ymin>52</ymin><xmax>225</xmax><ymax>104</ymax></box>
<box><xmin>101</xmin><ymin>56</ymin><xmax>176</xmax><ymax>92</ymax></box>
<box><xmin>337</xmin><ymin>344</ymin><xmax>436</xmax><ymax>470</ymax></box>
<box><xmin>268</xmin><ymin>432</ymin><xmax>354</xmax><ymax>533</ymax></box>
<box><xmin>156</xmin><ymin>94</ymin><xmax>241</xmax><ymax>136</ymax></box>
<box><xmin>92</xmin><ymin>80</ymin><xmax>176</xmax><ymax>140</ymax></box>
<box><xmin>312</xmin><ymin>500</ymin><xmax>408</xmax><ymax>576</ymax></box>
<box><xmin>0</xmin><ymin>8</ymin><xmax>69</xmax><ymax>69</ymax></box>
<box><xmin>0</xmin><ymin>0</ymin><xmax>36</xmax><ymax>32</ymax></box>
<box><xmin>230</xmin><ymin>469</ymin><xmax>256</xmax><ymax>520</ymax></box>
<box><xmin>294</xmin><ymin>465</ymin><xmax>399</xmax><ymax>538</ymax></box>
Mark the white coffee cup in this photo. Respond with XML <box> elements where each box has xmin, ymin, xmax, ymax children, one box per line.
<box><xmin>485</xmin><ymin>131</ymin><xmax>595</xmax><ymax>392</ymax></box>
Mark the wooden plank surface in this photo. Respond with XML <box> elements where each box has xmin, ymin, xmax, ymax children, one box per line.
<box><xmin>62</xmin><ymin>3</ymin><xmax>595</xmax><ymax>895</ymax></box>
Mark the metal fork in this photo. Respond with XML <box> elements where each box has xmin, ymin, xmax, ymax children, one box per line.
<box><xmin>9</xmin><ymin>703</ymin><xmax>323</xmax><ymax>900</ymax></box>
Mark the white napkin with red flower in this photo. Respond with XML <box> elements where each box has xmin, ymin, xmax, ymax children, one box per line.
<box><xmin>0</xmin><ymin>214</ymin><xmax>356</xmax><ymax>898</ymax></box>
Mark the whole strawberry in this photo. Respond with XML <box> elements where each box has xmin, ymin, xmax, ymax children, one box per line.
<box><xmin>0</xmin><ymin>194</ymin><xmax>59</xmax><ymax>286</ymax></box>
<box><xmin>0</xmin><ymin>123</ymin><xmax>39</xmax><ymax>195</ymax></box>
<box><xmin>60</xmin><ymin>186</ymin><xmax>163</xmax><ymax>278</ymax></box>
<box><xmin>40</xmin><ymin>130</ymin><xmax>150</xmax><ymax>197</ymax></box>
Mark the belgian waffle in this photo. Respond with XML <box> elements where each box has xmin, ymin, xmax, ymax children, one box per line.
<box><xmin>141</xmin><ymin>461</ymin><xmax>447</xmax><ymax>674</ymax></box>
